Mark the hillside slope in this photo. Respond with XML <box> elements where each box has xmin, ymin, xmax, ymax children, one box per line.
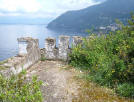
<box><xmin>47</xmin><ymin>0</ymin><xmax>134</xmax><ymax>32</ymax></box>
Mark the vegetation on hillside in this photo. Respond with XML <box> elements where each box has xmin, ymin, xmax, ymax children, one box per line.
<box><xmin>47</xmin><ymin>0</ymin><xmax>134</xmax><ymax>33</ymax></box>
<box><xmin>69</xmin><ymin>14</ymin><xmax>134</xmax><ymax>98</ymax></box>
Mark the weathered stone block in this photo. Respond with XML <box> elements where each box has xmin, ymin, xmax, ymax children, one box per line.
<box><xmin>45</xmin><ymin>37</ymin><xmax>58</xmax><ymax>60</ymax></box>
<box><xmin>58</xmin><ymin>35</ymin><xmax>70</xmax><ymax>61</ymax></box>
<box><xmin>72</xmin><ymin>36</ymin><xmax>83</xmax><ymax>47</ymax></box>
<box><xmin>18</xmin><ymin>38</ymin><xmax>28</xmax><ymax>56</ymax></box>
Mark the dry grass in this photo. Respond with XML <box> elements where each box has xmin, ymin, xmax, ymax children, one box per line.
<box><xmin>0</xmin><ymin>60</ymin><xmax>8</xmax><ymax>65</ymax></box>
<box><xmin>0</xmin><ymin>66</ymin><xmax>6</xmax><ymax>70</ymax></box>
<box><xmin>71</xmin><ymin>70</ymin><xmax>134</xmax><ymax>102</ymax></box>
<box><xmin>0</xmin><ymin>60</ymin><xmax>9</xmax><ymax>70</ymax></box>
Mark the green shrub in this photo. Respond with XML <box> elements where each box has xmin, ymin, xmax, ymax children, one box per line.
<box><xmin>69</xmin><ymin>14</ymin><xmax>134</xmax><ymax>97</ymax></box>
<box><xmin>116</xmin><ymin>83</ymin><xmax>134</xmax><ymax>97</ymax></box>
<box><xmin>0</xmin><ymin>71</ymin><xmax>43</xmax><ymax>102</ymax></box>
<box><xmin>40</xmin><ymin>56</ymin><xmax>46</xmax><ymax>61</ymax></box>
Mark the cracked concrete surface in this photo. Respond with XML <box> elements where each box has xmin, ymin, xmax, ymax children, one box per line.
<box><xmin>26</xmin><ymin>61</ymin><xmax>79</xmax><ymax>102</ymax></box>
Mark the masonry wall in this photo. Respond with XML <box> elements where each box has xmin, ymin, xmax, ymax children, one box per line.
<box><xmin>41</xmin><ymin>35</ymin><xmax>83</xmax><ymax>61</ymax></box>
<box><xmin>0</xmin><ymin>35</ymin><xmax>83</xmax><ymax>77</ymax></box>
<box><xmin>0</xmin><ymin>37</ymin><xmax>41</xmax><ymax>77</ymax></box>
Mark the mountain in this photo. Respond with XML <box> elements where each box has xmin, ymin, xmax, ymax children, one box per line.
<box><xmin>47</xmin><ymin>0</ymin><xmax>134</xmax><ymax>33</ymax></box>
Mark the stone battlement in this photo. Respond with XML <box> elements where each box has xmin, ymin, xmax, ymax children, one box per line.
<box><xmin>0</xmin><ymin>35</ymin><xmax>83</xmax><ymax>77</ymax></box>
<box><xmin>41</xmin><ymin>35</ymin><xmax>83</xmax><ymax>61</ymax></box>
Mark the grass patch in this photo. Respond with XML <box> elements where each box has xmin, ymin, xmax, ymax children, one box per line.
<box><xmin>0</xmin><ymin>66</ymin><xmax>6</xmax><ymax>70</ymax></box>
<box><xmin>116</xmin><ymin>83</ymin><xmax>134</xmax><ymax>97</ymax></box>
<box><xmin>0</xmin><ymin>60</ymin><xmax>8</xmax><ymax>65</ymax></box>
<box><xmin>72</xmin><ymin>71</ymin><xmax>134</xmax><ymax>102</ymax></box>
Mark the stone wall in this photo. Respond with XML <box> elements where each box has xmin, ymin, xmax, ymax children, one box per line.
<box><xmin>72</xmin><ymin>36</ymin><xmax>83</xmax><ymax>47</ymax></box>
<box><xmin>0</xmin><ymin>37</ymin><xmax>41</xmax><ymax>77</ymax></box>
<box><xmin>0</xmin><ymin>35</ymin><xmax>83</xmax><ymax>77</ymax></box>
<box><xmin>42</xmin><ymin>35</ymin><xmax>83</xmax><ymax>61</ymax></box>
<box><xmin>44</xmin><ymin>37</ymin><xmax>58</xmax><ymax>60</ymax></box>
<box><xmin>58</xmin><ymin>36</ymin><xmax>70</xmax><ymax>61</ymax></box>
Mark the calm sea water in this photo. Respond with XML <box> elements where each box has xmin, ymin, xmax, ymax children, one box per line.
<box><xmin>0</xmin><ymin>24</ymin><xmax>87</xmax><ymax>61</ymax></box>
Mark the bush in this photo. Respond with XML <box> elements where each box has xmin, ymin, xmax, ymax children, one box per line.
<box><xmin>116</xmin><ymin>83</ymin><xmax>134</xmax><ymax>97</ymax></box>
<box><xmin>0</xmin><ymin>71</ymin><xmax>43</xmax><ymax>102</ymax></box>
<box><xmin>40</xmin><ymin>56</ymin><xmax>46</xmax><ymax>61</ymax></box>
<box><xmin>69</xmin><ymin>14</ymin><xmax>134</xmax><ymax>97</ymax></box>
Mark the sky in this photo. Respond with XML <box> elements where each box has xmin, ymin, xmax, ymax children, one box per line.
<box><xmin>0</xmin><ymin>0</ymin><xmax>105</xmax><ymax>19</ymax></box>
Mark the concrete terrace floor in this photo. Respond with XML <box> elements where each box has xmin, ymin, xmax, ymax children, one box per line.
<box><xmin>26</xmin><ymin>61</ymin><xmax>134</xmax><ymax>102</ymax></box>
<box><xmin>26</xmin><ymin>61</ymin><xmax>79</xmax><ymax>102</ymax></box>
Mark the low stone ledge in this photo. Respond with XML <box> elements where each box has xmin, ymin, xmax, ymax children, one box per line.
<box><xmin>0</xmin><ymin>37</ymin><xmax>41</xmax><ymax>77</ymax></box>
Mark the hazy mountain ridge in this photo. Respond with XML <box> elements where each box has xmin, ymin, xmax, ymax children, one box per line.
<box><xmin>47</xmin><ymin>0</ymin><xmax>134</xmax><ymax>32</ymax></box>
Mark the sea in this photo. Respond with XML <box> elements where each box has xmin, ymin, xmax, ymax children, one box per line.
<box><xmin>0</xmin><ymin>24</ymin><xmax>87</xmax><ymax>61</ymax></box>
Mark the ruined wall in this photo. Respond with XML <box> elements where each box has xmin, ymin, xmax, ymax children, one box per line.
<box><xmin>42</xmin><ymin>35</ymin><xmax>83</xmax><ymax>61</ymax></box>
<box><xmin>0</xmin><ymin>37</ymin><xmax>41</xmax><ymax>77</ymax></box>
<box><xmin>0</xmin><ymin>35</ymin><xmax>83</xmax><ymax>77</ymax></box>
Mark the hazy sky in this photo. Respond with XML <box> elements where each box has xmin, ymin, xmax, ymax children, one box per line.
<box><xmin>0</xmin><ymin>0</ymin><xmax>105</xmax><ymax>18</ymax></box>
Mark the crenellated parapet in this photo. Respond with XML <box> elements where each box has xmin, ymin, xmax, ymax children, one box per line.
<box><xmin>0</xmin><ymin>35</ymin><xmax>83</xmax><ymax>77</ymax></box>
<box><xmin>41</xmin><ymin>35</ymin><xmax>83</xmax><ymax>61</ymax></box>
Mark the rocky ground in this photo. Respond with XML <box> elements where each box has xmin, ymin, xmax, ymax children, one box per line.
<box><xmin>26</xmin><ymin>60</ymin><xmax>134</xmax><ymax>102</ymax></box>
<box><xmin>26</xmin><ymin>61</ymin><xmax>79</xmax><ymax>102</ymax></box>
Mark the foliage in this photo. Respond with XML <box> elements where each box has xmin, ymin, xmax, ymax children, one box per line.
<box><xmin>40</xmin><ymin>56</ymin><xmax>46</xmax><ymax>61</ymax></box>
<box><xmin>0</xmin><ymin>70</ymin><xmax>43</xmax><ymax>102</ymax></box>
<box><xmin>69</xmin><ymin>14</ymin><xmax>134</xmax><ymax>97</ymax></box>
<box><xmin>72</xmin><ymin>79</ymin><xmax>133</xmax><ymax>102</ymax></box>
<box><xmin>0</xmin><ymin>66</ymin><xmax>6</xmax><ymax>70</ymax></box>
<box><xmin>0</xmin><ymin>60</ymin><xmax>8</xmax><ymax>65</ymax></box>
<box><xmin>47</xmin><ymin>0</ymin><xmax>134</xmax><ymax>33</ymax></box>
<box><xmin>116</xmin><ymin>83</ymin><xmax>134</xmax><ymax>97</ymax></box>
